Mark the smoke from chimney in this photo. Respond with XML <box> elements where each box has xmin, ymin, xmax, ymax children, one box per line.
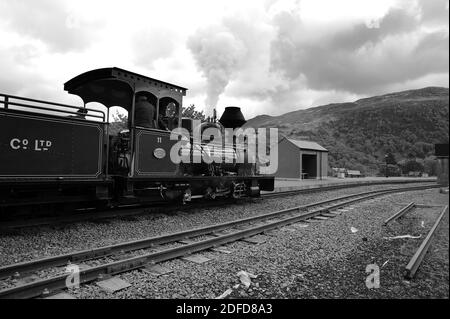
<box><xmin>188</xmin><ymin>27</ymin><xmax>247</xmax><ymax>116</ymax></box>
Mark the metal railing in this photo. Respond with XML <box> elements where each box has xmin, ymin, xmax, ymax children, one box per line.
<box><xmin>0</xmin><ymin>93</ymin><xmax>106</xmax><ymax>122</ymax></box>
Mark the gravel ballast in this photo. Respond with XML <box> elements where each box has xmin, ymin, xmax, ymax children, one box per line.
<box><xmin>23</xmin><ymin>187</ymin><xmax>447</xmax><ymax>299</ymax></box>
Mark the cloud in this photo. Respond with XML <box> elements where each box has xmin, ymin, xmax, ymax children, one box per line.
<box><xmin>330</xmin><ymin>7</ymin><xmax>420</xmax><ymax>51</ymax></box>
<box><xmin>418</xmin><ymin>0</ymin><xmax>449</xmax><ymax>25</ymax></box>
<box><xmin>132</xmin><ymin>27</ymin><xmax>178</xmax><ymax>68</ymax></box>
<box><xmin>269</xmin><ymin>2</ymin><xmax>449</xmax><ymax>95</ymax></box>
<box><xmin>0</xmin><ymin>0</ymin><xmax>448</xmax><ymax>119</ymax></box>
<box><xmin>184</xmin><ymin>0</ymin><xmax>448</xmax><ymax>117</ymax></box>
<box><xmin>0</xmin><ymin>44</ymin><xmax>40</xmax><ymax>92</ymax></box>
<box><xmin>0</xmin><ymin>44</ymin><xmax>56</xmax><ymax>100</ymax></box>
<box><xmin>0</xmin><ymin>0</ymin><xmax>101</xmax><ymax>52</ymax></box>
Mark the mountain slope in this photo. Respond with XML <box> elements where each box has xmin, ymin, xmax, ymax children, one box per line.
<box><xmin>245</xmin><ymin>87</ymin><xmax>449</xmax><ymax>174</ymax></box>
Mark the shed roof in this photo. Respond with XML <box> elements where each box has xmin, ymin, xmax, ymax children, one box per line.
<box><xmin>283</xmin><ymin>138</ymin><xmax>328</xmax><ymax>152</ymax></box>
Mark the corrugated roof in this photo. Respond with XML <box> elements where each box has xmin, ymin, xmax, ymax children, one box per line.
<box><xmin>284</xmin><ymin>138</ymin><xmax>328</xmax><ymax>152</ymax></box>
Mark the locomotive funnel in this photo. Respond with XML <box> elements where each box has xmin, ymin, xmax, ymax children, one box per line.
<box><xmin>219</xmin><ymin>106</ymin><xmax>246</xmax><ymax>129</ymax></box>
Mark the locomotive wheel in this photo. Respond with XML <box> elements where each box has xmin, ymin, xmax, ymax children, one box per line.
<box><xmin>205</xmin><ymin>187</ymin><xmax>216</xmax><ymax>200</ymax></box>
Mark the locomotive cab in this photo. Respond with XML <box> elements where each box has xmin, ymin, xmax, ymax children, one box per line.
<box><xmin>64</xmin><ymin>68</ymin><xmax>186</xmax><ymax>179</ymax></box>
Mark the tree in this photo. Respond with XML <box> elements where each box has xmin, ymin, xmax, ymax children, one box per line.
<box><xmin>112</xmin><ymin>110</ymin><xmax>128</xmax><ymax>124</ymax></box>
<box><xmin>423</xmin><ymin>157</ymin><xmax>438</xmax><ymax>176</ymax></box>
<box><xmin>378</xmin><ymin>164</ymin><xmax>401</xmax><ymax>177</ymax></box>
<box><xmin>110</xmin><ymin>110</ymin><xmax>128</xmax><ymax>135</ymax></box>
<box><xmin>402</xmin><ymin>159</ymin><xmax>424</xmax><ymax>174</ymax></box>
<box><xmin>182</xmin><ymin>104</ymin><xmax>205</xmax><ymax>121</ymax></box>
<box><xmin>385</xmin><ymin>152</ymin><xmax>397</xmax><ymax>165</ymax></box>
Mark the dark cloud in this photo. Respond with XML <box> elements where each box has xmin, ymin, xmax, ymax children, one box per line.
<box><xmin>330</xmin><ymin>8</ymin><xmax>419</xmax><ymax>51</ymax></box>
<box><xmin>269</xmin><ymin>4</ymin><xmax>449</xmax><ymax>94</ymax></box>
<box><xmin>419</xmin><ymin>0</ymin><xmax>449</xmax><ymax>25</ymax></box>
<box><xmin>0</xmin><ymin>0</ymin><xmax>100</xmax><ymax>52</ymax></box>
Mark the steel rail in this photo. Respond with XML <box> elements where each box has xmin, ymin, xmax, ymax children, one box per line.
<box><xmin>405</xmin><ymin>205</ymin><xmax>448</xmax><ymax>279</ymax></box>
<box><xmin>383</xmin><ymin>202</ymin><xmax>416</xmax><ymax>225</ymax></box>
<box><xmin>0</xmin><ymin>181</ymin><xmax>436</xmax><ymax>230</ymax></box>
<box><xmin>0</xmin><ymin>184</ymin><xmax>436</xmax><ymax>278</ymax></box>
<box><xmin>0</xmin><ymin>199</ymin><xmax>233</xmax><ymax>230</ymax></box>
<box><xmin>0</xmin><ymin>184</ymin><xmax>438</xmax><ymax>299</ymax></box>
<box><xmin>261</xmin><ymin>179</ymin><xmax>436</xmax><ymax>198</ymax></box>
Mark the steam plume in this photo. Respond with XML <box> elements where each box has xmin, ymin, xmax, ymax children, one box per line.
<box><xmin>188</xmin><ymin>27</ymin><xmax>247</xmax><ymax>115</ymax></box>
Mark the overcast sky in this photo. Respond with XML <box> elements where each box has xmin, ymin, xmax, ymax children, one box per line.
<box><xmin>0</xmin><ymin>0</ymin><xmax>448</xmax><ymax>119</ymax></box>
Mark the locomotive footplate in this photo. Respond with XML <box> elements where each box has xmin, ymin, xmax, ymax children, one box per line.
<box><xmin>125</xmin><ymin>175</ymin><xmax>274</xmax><ymax>190</ymax></box>
<box><xmin>119</xmin><ymin>175</ymin><xmax>274</xmax><ymax>203</ymax></box>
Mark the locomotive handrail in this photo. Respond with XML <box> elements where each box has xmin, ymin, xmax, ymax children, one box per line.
<box><xmin>0</xmin><ymin>93</ymin><xmax>106</xmax><ymax>122</ymax></box>
<box><xmin>1</xmin><ymin>101</ymin><xmax>106</xmax><ymax>121</ymax></box>
<box><xmin>184</xmin><ymin>141</ymin><xmax>249</xmax><ymax>152</ymax></box>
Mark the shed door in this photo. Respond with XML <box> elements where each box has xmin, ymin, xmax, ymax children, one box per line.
<box><xmin>301</xmin><ymin>152</ymin><xmax>317</xmax><ymax>179</ymax></box>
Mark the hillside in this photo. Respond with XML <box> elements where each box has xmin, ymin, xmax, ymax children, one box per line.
<box><xmin>245</xmin><ymin>87</ymin><xmax>449</xmax><ymax>175</ymax></box>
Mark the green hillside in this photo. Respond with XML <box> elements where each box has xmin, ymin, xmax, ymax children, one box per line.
<box><xmin>245</xmin><ymin>87</ymin><xmax>449</xmax><ymax>175</ymax></box>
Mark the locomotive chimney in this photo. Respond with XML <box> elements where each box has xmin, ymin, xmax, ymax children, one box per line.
<box><xmin>219</xmin><ymin>106</ymin><xmax>246</xmax><ymax>129</ymax></box>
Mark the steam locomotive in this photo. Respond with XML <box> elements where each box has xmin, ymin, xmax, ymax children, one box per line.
<box><xmin>0</xmin><ymin>68</ymin><xmax>274</xmax><ymax>212</ymax></box>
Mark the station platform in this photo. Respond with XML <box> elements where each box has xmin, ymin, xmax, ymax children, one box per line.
<box><xmin>265</xmin><ymin>177</ymin><xmax>437</xmax><ymax>193</ymax></box>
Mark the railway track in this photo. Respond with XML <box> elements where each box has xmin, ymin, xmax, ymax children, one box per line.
<box><xmin>405</xmin><ymin>204</ymin><xmax>448</xmax><ymax>279</ymax></box>
<box><xmin>260</xmin><ymin>179</ymin><xmax>436</xmax><ymax>199</ymax></box>
<box><xmin>0</xmin><ymin>179</ymin><xmax>436</xmax><ymax>230</ymax></box>
<box><xmin>0</xmin><ymin>200</ymin><xmax>233</xmax><ymax>230</ymax></box>
<box><xmin>0</xmin><ymin>183</ymin><xmax>438</xmax><ymax>299</ymax></box>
